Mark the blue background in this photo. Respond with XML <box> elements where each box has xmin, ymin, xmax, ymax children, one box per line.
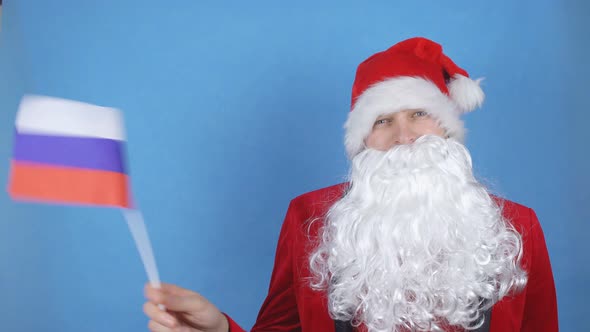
<box><xmin>1</xmin><ymin>1</ymin><xmax>588</xmax><ymax>331</ymax></box>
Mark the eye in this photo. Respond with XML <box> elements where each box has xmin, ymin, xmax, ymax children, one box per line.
<box><xmin>374</xmin><ymin>118</ymin><xmax>391</xmax><ymax>126</ymax></box>
<box><xmin>412</xmin><ymin>110</ymin><xmax>429</xmax><ymax>118</ymax></box>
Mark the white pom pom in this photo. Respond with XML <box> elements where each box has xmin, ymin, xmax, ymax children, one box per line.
<box><xmin>448</xmin><ymin>74</ymin><xmax>485</xmax><ymax>113</ymax></box>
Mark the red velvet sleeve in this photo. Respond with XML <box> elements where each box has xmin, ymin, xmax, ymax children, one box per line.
<box><xmin>223</xmin><ymin>313</ymin><xmax>246</xmax><ymax>332</ymax></box>
<box><xmin>249</xmin><ymin>200</ymin><xmax>302</xmax><ymax>331</ymax></box>
<box><xmin>520</xmin><ymin>208</ymin><xmax>559</xmax><ymax>331</ymax></box>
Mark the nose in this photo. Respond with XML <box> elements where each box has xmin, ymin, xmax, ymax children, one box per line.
<box><xmin>393</xmin><ymin>122</ymin><xmax>417</xmax><ymax>145</ymax></box>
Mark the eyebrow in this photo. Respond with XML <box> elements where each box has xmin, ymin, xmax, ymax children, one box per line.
<box><xmin>376</xmin><ymin>113</ymin><xmax>395</xmax><ymax>119</ymax></box>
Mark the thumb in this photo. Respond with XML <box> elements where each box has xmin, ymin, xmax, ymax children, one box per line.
<box><xmin>161</xmin><ymin>292</ymin><xmax>208</xmax><ymax>313</ymax></box>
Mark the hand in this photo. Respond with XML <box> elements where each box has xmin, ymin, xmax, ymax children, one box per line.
<box><xmin>143</xmin><ymin>283</ymin><xmax>229</xmax><ymax>332</ymax></box>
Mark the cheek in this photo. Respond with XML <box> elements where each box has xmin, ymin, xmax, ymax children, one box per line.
<box><xmin>420</xmin><ymin>118</ymin><xmax>446</xmax><ymax>137</ymax></box>
<box><xmin>365</xmin><ymin>130</ymin><xmax>393</xmax><ymax>151</ymax></box>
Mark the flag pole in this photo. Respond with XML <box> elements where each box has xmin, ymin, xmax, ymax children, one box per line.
<box><xmin>123</xmin><ymin>209</ymin><xmax>165</xmax><ymax>310</ymax></box>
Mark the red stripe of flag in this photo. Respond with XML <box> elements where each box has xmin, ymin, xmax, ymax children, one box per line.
<box><xmin>8</xmin><ymin>161</ymin><xmax>130</xmax><ymax>208</ymax></box>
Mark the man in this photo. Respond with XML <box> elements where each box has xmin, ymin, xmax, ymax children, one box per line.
<box><xmin>143</xmin><ymin>37</ymin><xmax>558</xmax><ymax>331</ymax></box>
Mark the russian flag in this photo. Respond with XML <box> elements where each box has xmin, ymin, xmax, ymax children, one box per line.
<box><xmin>8</xmin><ymin>95</ymin><xmax>131</xmax><ymax>208</ymax></box>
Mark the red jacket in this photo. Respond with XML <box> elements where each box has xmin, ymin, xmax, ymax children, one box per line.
<box><xmin>226</xmin><ymin>183</ymin><xmax>558</xmax><ymax>331</ymax></box>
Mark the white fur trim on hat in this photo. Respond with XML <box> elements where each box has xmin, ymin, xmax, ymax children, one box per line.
<box><xmin>448</xmin><ymin>74</ymin><xmax>485</xmax><ymax>113</ymax></box>
<box><xmin>344</xmin><ymin>77</ymin><xmax>465</xmax><ymax>158</ymax></box>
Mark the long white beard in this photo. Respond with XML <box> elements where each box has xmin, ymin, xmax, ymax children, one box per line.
<box><xmin>309</xmin><ymin>135</ymin><xmax>527</xmax><ymax>332</ymax></box>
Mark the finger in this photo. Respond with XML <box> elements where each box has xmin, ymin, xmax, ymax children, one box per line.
<box><xmin>145</xmin><ymin>283</ymin><xmax>196</xmax><ymax>301</ymax></box>
<box><xmin>160</xmin><ymin>283</ymin><xmax>198</xmax><ymax>296</ymax></box>
<box><xmin>145</xmin><ymin>286</ymin><xmax>165</xmax><ymax>304</ymax></box>
<box><xmin>144</xmin><ymin>286</ymin><xmax>180</xmax><ymax>307</ymax></box>
<box><xmin>144</xmin><ymin>284</ymin><xmax>208</xmax><ymax>313</ymax></box>
<box><xmin>143</xmin><ymin>302</ymin><xmax>178</xmax><ymax>328</ymax></box>
<box><xmin>148</xmin><ymin>320</ymin><xmax>171</xmax><ymax>332</ymax></box>
<box><xmin>161</xmin><ymin>293</ymin><xmax>207</xmax><ymax>313</ymax></box>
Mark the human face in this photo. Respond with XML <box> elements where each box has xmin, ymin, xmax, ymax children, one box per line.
<box><xmin>364</xmin><ymin>109</ymin><xmax>446</xmax><ymax>150</ymax></box>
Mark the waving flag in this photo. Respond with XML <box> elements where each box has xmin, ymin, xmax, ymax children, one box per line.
<box><xmin>7</xmin><ymin>94</ymin><xmax>162</xmax><ymax>294</ymax></box>
<box><xmin>8</xmin><ymin>95</ymin><xmax>131</xmax><ymax>208</ymax></box>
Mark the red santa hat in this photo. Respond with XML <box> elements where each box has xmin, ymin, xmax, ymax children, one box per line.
<box><xmin>344</xmin><ymin>37</ymin><xmax>484</xmax><ymax>157</ymax></box>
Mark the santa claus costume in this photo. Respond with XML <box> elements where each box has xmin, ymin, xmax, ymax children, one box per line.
<box><xmin>225</xmin><ymin>37</ymin><xmax>558</xmax><ymax>332</ymax></box>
